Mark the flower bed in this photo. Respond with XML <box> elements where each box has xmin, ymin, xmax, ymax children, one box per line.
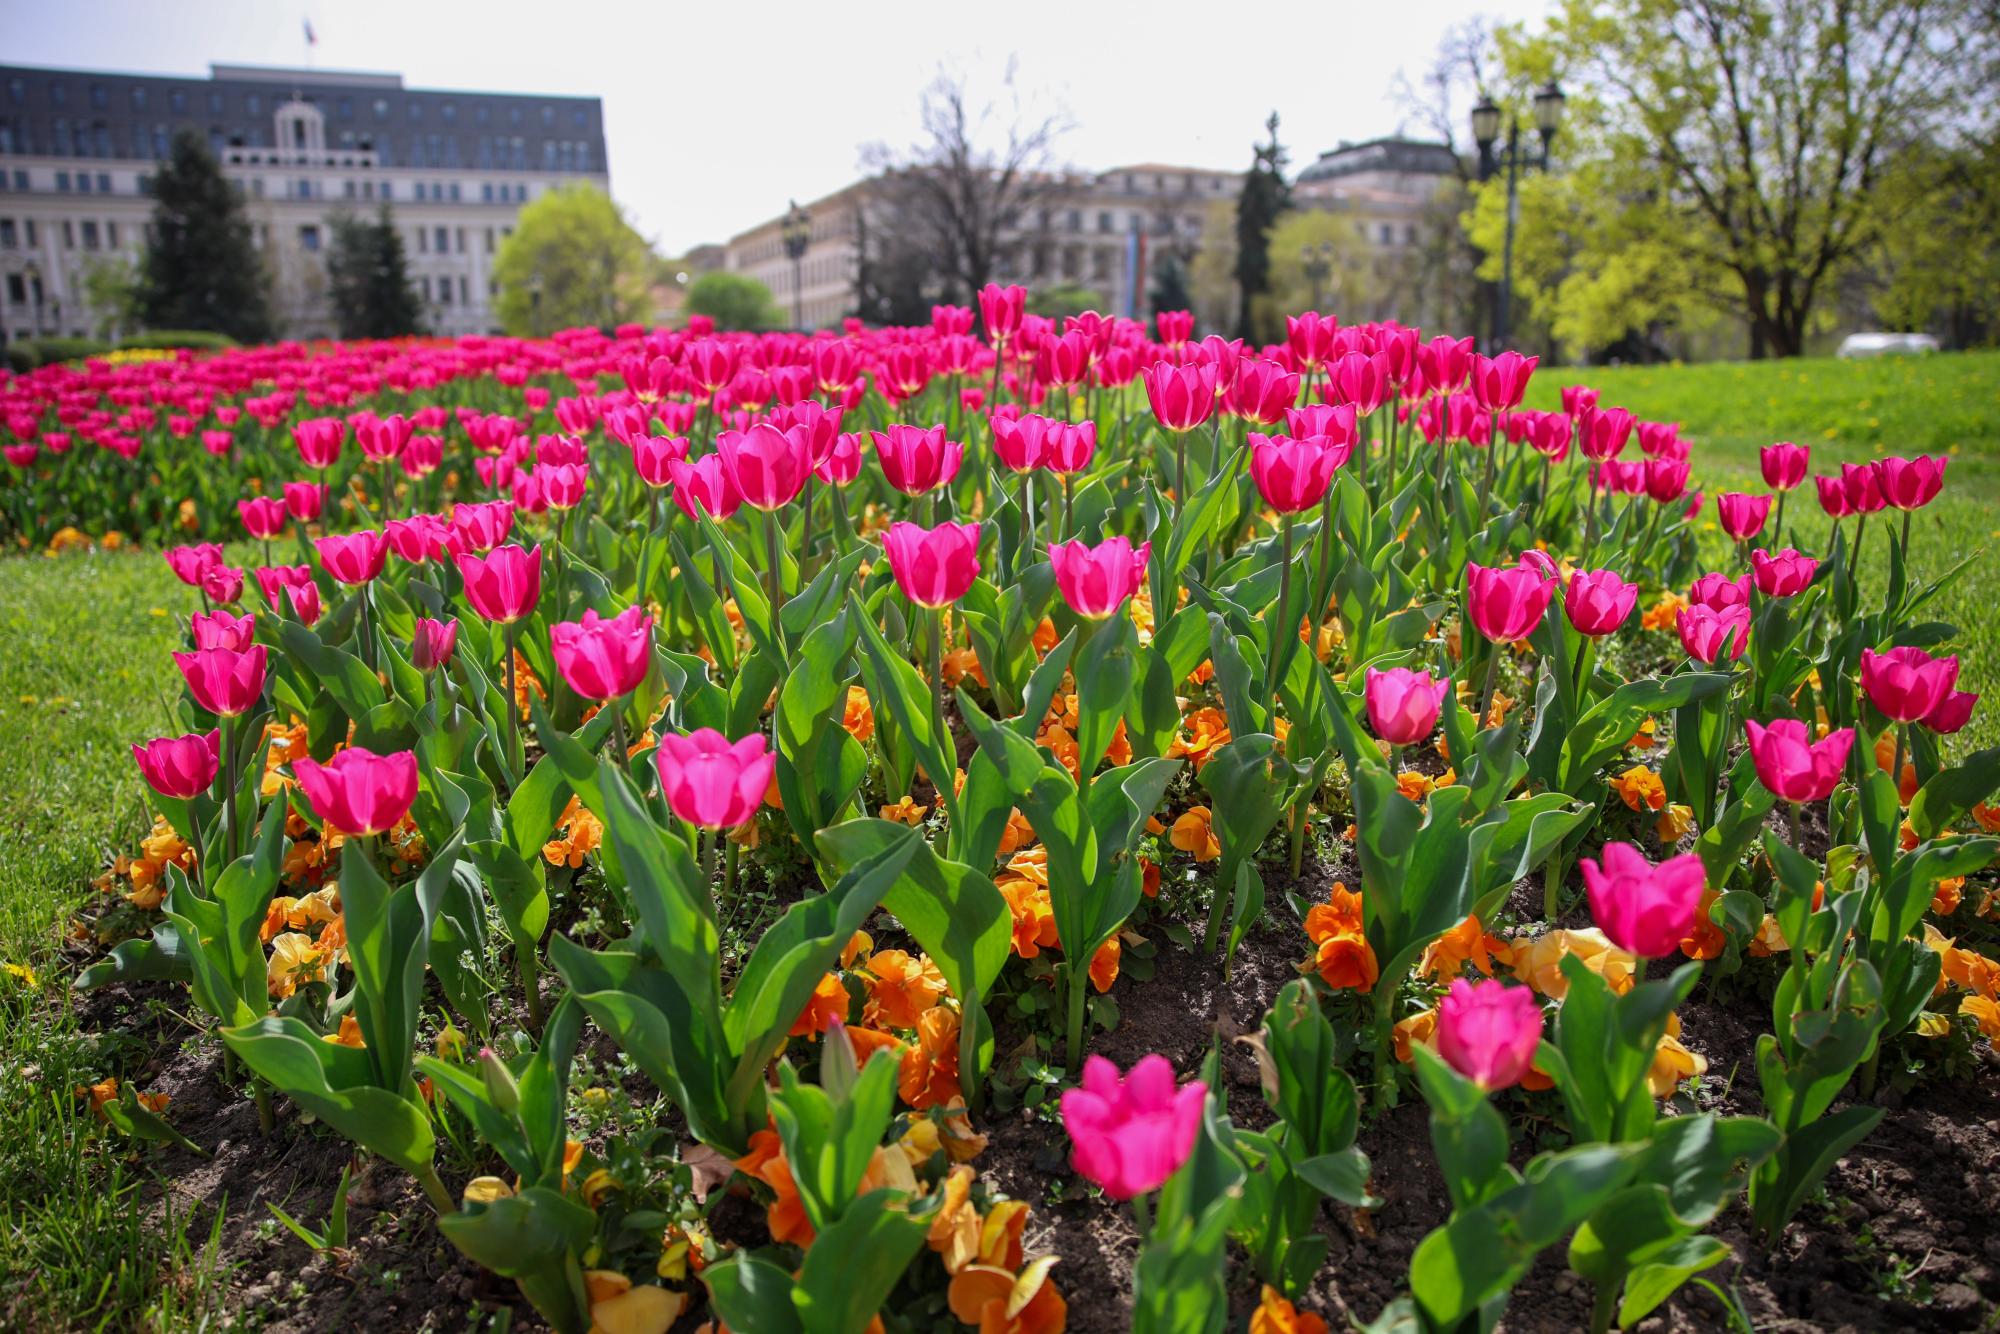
<box><xmin>9</xmin><ymin>300</ymin><xmax>2000</xmax><ymax>1333</ymax></box>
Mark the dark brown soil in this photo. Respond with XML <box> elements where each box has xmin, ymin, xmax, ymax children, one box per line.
<box><xmin>60</xmin><ymin>844</ymin><xmax>2000</xmax><ymax>1334</ymax></box>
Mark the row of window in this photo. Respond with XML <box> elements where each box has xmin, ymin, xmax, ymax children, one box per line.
<box><xmin>3</xmin><ymin>76</ymin><xmax>592</xmax><ymax>131</ymax></box>
<box><xmin>0</xmin><ymin>215</ymin><xmax>124</xmax><ymax>251</ymax></box>
<box><xmin>0</xmin><ymin>119</ymin><xmax>595</xmax><ymax>174</ymax></box>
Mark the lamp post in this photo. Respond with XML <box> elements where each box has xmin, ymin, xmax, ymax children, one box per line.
<box><xmin>1472</xmin><ymin>80</ymin><xmax>1566</xmax><ymax>350</ymax></box>
<box><xmin>1301</xmin><ymin>240</ymin><xmax>1333</xmax><ymax>313</ymax></box>
<box><xmin>24</xmin><ymin>261</ymin><xmax>44</xmax><ymax>337</ymax></box>
<box><xmin>781</xmin><ymin>200</ymin><xmax>811</xmax><ymax>331</ymax></box>
<box><xmin>528</xmin><ymin>273</ymin><xmax>543</xmax><ymax>334</ymax></box>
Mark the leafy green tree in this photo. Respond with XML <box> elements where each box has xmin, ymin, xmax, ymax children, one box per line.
<box><xmin>1147</xmin><ymin>250</ymin><xmax>1192</xmax><ymax>323</ymax></box>
<box><xmin>1234</xmin><ymin>112</ymin><xmax>1292</xmax><ymax>341</ymax></box>
<box><xmin>327</xmin><ymin>207</ymin><xmax>424</xmax><ymax>339</ymax></box>
<box><xmin>1025</xmin><ymin>282</ymin><xmax>1104</xmax><ymax>321</ymax></box>
<box><xmin>493</xmin><ymin>184</ymin><xmax>654</xmax><ymax>335</ymax></box>
<box><xmin>79</xmin><ymin>255</ymin><xmax>144</xmax><ymax>340</ymax></box>
<box><xmin>140</xmin><ymin>129</ymin><xmax>274</xmax><ymax>342</ymax></box>
<box><xmin>683</xmin><ymin>271</ymin><xmax>783</xmax><ymax>331</ymax></box>
<box><xmin>1265</xmin><ymin>211</ymin><xmax>1376</xmax><ymax>327</ymax></box>
<box><xmin>1513</xmin><ymin>0</ymin><xmax>1985</xmax><ymax>358</ymax></box>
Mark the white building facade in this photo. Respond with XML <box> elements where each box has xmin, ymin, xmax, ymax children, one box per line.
<box><xmin>0</xmin><ymin>63</ymin><xmax>610</xmax><ymax>343</ymax></box>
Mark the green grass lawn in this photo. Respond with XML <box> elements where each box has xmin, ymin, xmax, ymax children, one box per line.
<box><xmin>0</xmin><ymin>350</ymin><xmax>1995</xmax><ymax>1327</ymax></box>
<box><xmin>1528</xmin><ymin>349</ymin><xmax>2000</xmax><ymax>751</ymax></box>
<box><xmin>0</xmin><ymin>550</ymin><xmax>233</xmax><ymax>1329</ymax></box>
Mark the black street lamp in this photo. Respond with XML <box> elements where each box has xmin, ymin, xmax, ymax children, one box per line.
<box><xmin>1300</xmin><ymin>240</ymin><xmax>1334</xmax><ymax>313</ymax></box>
<box><xmin>1472</xmin><ymin>80</ymin><xmax>1566</xmax><ymax>350</ymax></box>
<box><xmin>781</xmin><ymin>200</ymin><xmax>811</xmax><ymax>330</ymax></box>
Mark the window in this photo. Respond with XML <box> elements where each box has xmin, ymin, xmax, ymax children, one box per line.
<box><xmin>246</xmin><ymin>94</ymin><xmax>262</xmax><ymax>114</ymax></box>
<box><xmin>484</xmin><ymin>226</ymin><xmax>494</xmax><ymax>253</ymax></box>
<box><xmin>1405</xmin><ymin>224</ymin><xmax>1418</xmax><ymax>244</ymax></box>
<box><xmin>540</xmin><ymin>105</ymin><xmax>554</xmax><ymax>126</ymax></box>
<box><xmin>576</xmin><ymin>142</ymin><xmax>590</xmax><ymax>171</ymax></box>
<box><xmin>299</xmin><ymin>224</ymin><xmax>321</xmax><ymax>252</ymax></box>
<box><xmin>343</xmin><ymin>179</ymin><xmax>356</xmax><ymax>198</ymax></box>
<box><xmin>295</xmin><ymin>178</ymin><xmax>313</xmax><ymax>198</ymax></box>
<box><xmin>455</xmin><ymin>226</ymin><xmax>465</xmax><ymax>252</ymax></box>
<box><xmin>438</xmin><ymin>278</ymin><xmax>451</xmax><ymax>305</ymax></box>
<box><xmin>81</xmin><ymin>220</ymin><xmax>100</xmax><ymax>249</ymax></box>
<box><xmin>474</xmin><ymin>103</ymin><xmax>489</xmax><ymax>125</ymax></box>
<box><xmin>433</xmin><ymin>225</ymin><xmax>448</xmax><ymax>253</ymax></box>
<box><xmin>442</xmin><ymin>102</ymin><xmax>456</xmax><ymax>123</ymax></box>
<box><xmin>77</xmin><ymin>172</ymin><xmax>92</xmax><ymax>193</ymax></box>
<box><xmin>208</xmin><ymin>91</ymin><xmax>224</xmax><ymax>114</ymax></box>
<box><xmin>0</xmin><ymin>219</ymin><xmax>14</xmax><ymax>247</ymax></box>
<box><xmin>130</xmin><ymin>86</ymin><xmax>147</xmax><ymax>111</ymax></box>
<box><xmin>54</xmin><ymin>171</ymin><xmax>71</xmax><ymax>192</ymax></box>
<box><xmin>449</xmin><ymin>182</ymin><xmax>460</xmax><ymax>201</ymax></box>
<box><xmin>169</xmin><ymin>88</ymin><xmax>185</xmax><ymax>113</ymax></box>
<box><xmin>508</xmin><ymin>105</ymin><xmax>522</xmax><ymax>125</ymax></box>
<box><xmin>481</xmin><ymin>181</ymin><xmax>493</xmax><ymax>202</ymax></box>
<box><xmin>572</xmin><ymin>107</ymin><xmax>587</xmax><ymax>127</ymax></box>
<box><xmin>137</xmin><ymin>173</ymin><xmax>153</xmax><ymax>194</ymax></box>
<box><xmin>5</xmin><ymin>78</ymin><xmax>23</xmax><ymax>106</ymax></box>
<box><xmin>50</xmin><ymin>83</ymin><xmax>67</xmax><ymax>108</ymax></box>
<box><xmin>1097</xmin><ymin>211</ymin><xmax>1113</xmax><ymax>233</ymax></box>
<box><xmin>107</xmin><ymin>221</ymin><xmax>118</xmax><ymax>247</ymax></box>
<box><xmin>5</xmin><ymin>274</ymin><xmax>24</xmax><ymax>304</ymax></box>
<box><xmin>458</xmin><ymin>275</ymin><xmax>468</xmax><ymax>303</ymax></box>
<box><xmin>24</xmin><ymin>219</ymin><xmax>36</xmax><ymax>245</ymax></box>
<box><xmin>409</xmin><ymin>101</ymin><xmax>423</xmax><ymax>122</ymax></box>
<box><xmin>373</xmin><ymin>97</ymin><xmax>389</xmax><ymax>119</ymax></box>
<box><xmin>417</xmin><ymin>228</ymin><xmax>428</xmax><ymax>253</ymax></box>
<box><xmin>336</xmin><ymin>96</ymin><xmax>353</xmax><ymax>119</ymax></box>
<box><xmin>89</xmin><ymin>83</ymin><xmax>107</xmax><ymax>109</ymax></box>
<box><xmin>380</xmin><ymin>180</ymin><xmax>394</xmax><ymax>201</ymax></box>
<box><xmin>61</xmin><ymin>219</ymin><xmax>75</xmax><ymax>248</ymax></box>
<box><xmin>1378</xmin><ymin>223</ymin><xmax>1393</xmax><ymax>245</ymax></box>
<box><xmin>96</xmin><ymin>172</ymin><xmax>110</xmax><ymax>193</ymax></box>
<box><xmin>419</xmin><ymin>276</ymin><xmax>431</xmax><ymax>300</ymax></box>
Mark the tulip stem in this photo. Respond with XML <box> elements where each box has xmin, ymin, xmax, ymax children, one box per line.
<box><xmin>1019</xmin><ymin>471</ymin><xmax>1034</xmax><ymax>575</ymax></box>
<box><xmin>1064</xmin><ymin>967</ymin><xmax>1086</xmax><ymax>1077</ymax></box>
<box><xmin>930</xmin><ymin>606</ymin><xmax>949</xmax><ymax>784</ymax></box>
<box><xmin>1543</xmin><ymin>851</ymin><xmax>1565</xmax><ymax>921</ymax></box>
<box><xmin>503</xmin><ymin>622</ymin><xmax>521</xmax><ymax>784</ymax></box>
<box><xmin>414</xmin><ymin>1163</ymin><xmax>457</xmax><ymax>1216</ymax></box>
<box><xmin>1061</xmin><ymin>474</ymin><xmax>1074</xmax><ymax>543</ymax></box>
<box><xmin>802</xmin><ymin>472</ymin><xmax>817</xmax><ymax>579</ymax></box>
<box><xmin>1174</xmin><ymin>432</ymin><xmax>1188</xmax><ymax>516</ymax></box>
<box><xmin>1773</xmin><ymin>489</ymin><xmax>1788</xmax><ymax>546</ymax></box>
<box><xmin>699</xmin><ymin>828</ymin><xmax>717</xmax><ymax>894</ymax></box>
<box><xmin>520</xmin><ymin>941</ymin><xmax>544</xmax><ymax>1032</ymax></box>
<box><xmin>1476</xmin><ymin>642</ymin><xmax>1502</xmax><ymax>734</ymax></box>
<box><xmin>1312</xmin><ymin>486</ymin><xmax>1338</xmax><ymax>666</ymax></box>
<box><xmin>1266</xmin><ymin>516</ymin><xmax>1295</xmax><ymax>705</ymax></box>
<box><xmin>1786</xmin><ymin>800</ymin><xmax>1804</xmax><ymax>853</ymax></box>
<box><xmin>1131</xmin><ymin>1190</ymin><xmax>1152</xmax><ymax>1243</ymax></box>
<box><xmin>254</xmin><ymin>1078</ymin><xmax>274</xmax><ymax>1135</ymax></box>
<box><xmin>831</xmin><ymin>485</ymin><xmax>853</xmax><ymax>556</ymax></box>
<box><xmin>219</xmin><ymin>714</ymin><xmax>238</xmax><ymax>865</ymax></box>
<box><xmin>1899</xmin><ymin>507</ymin><xmax>1915</xmax><ymax>605</ymax></box>
<box><xmin>1891</xmin><ymin>723</ymin><xmax>1908</xmax><ymax>810</ymax></box>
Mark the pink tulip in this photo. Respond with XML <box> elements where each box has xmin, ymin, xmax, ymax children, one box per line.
<box><xmin>165</xmin><ymin>543</ymin><xmax>225</xmax><ymax>588</ymax></box>
<box><xmin>1466</xmin><ymin>560</ymin><xmax>1556</xmax><ymax>644</ymax></box>
<box><xmin>412</xmin><ymin>617</ymin><xmax>458</xmax><ymax>672</ymax></box>
<box><xmin>1924</xmin><ymin>689</ymin><xmax>1979</xmax><ymax>735</ymax></box>
<box><xmin>316</xmin><ymin>530</ymin><xmax>388</xmax><ymax>586</ymax></box>
<box><xmin>978</xmin><ymin>283</ymin><xmax>1027</xmax><ymax>345</ymax></box>
<box><xmin>356</xmin><ymin>413</ymin><xmax>413</xmax><ymax>462</ymax></box>
<box><xmin>1745</xmin><ymin>719</ymin><xmax>1854</xmax><ymax>803</ymax></box>
<box><xmin>132</xmin><ymin>730</ymin><xmax>221</xmax><ymax>800</ymax></box>
<box><xmin>254</xmin><ymin>564</ymin><xmax>313</xmax><ymax>609</ymax></box>
<box><xmin>1564</xmin><ymin>570</ymin><xmax>1638</xmax><ymax>638</ymax></box>
<box><xmin>654</xmin><ymin>729</ymin><xmax>774</xmax><ymax>829</ymax></box>
<box><xmin>666</xmin><ymin>454</ymin><xmax>742</xmax><ymax>522</ymax></box>
<box><xmin>1677</xmin><ymin>603</ymin><xmax>1750</xmax><ymax>664</ymax></box>
<box><xmin>1860</xmin><ymin>646</ymin><xmax>1961</xmax><ymax>724</ymax></box>
<box><xmin>1643</xmin><ymin>458</ymin><xmax>1690</xmax><ymax>504</ymax></box>
<box><xmin>202</xmin><ymin>565</ymin><xmax>245</xmax><ymax>604</ymax></box>
<box><xmin>881</xmin><ymin>521</ymin><xmax>981</xmax><ymax>609</ymax></box>
<box><xmin>1561</xmin><ymin>384</ymin><xmax>1600</xmax><ymax>417</ymax></box>
<box><xmin>1689</xmin><ymin>572</ymin><xmax>1752</xmax><ymax>611</ymax></box>
<box><xmin>173</xmin><ymin>645</ymin><xmax>268</xmax><ymax>717</ymax></box>
<box><xmin>1249</xmin><ymin>432</ymin><xmax>1348</xmax><ymax>513</ymax></box>
<box><xmin>192</xmin><ymin>610</ymin><xmax>254</xmax><ymax>652</ymax></box>
<box><xmin>239</xmin><ymin>497</ymin><xmax>288</xmax><ymax>539</ymax></box>
<box><xmin>1841</xmin><ymin>462</ymin><xmax>1886</xmax><ymax>514</ymax></box>
<box><xmin>401</xmin><ymin>434</ymin><xmax>443</xmax><ymax>479</ymax></box>
<box><xmin>1049</xmin><ymin>536</ymin><xmax>1150</xmax><ymax>620</ymax></box>
<box><xmin>1365</xmin><ymin>667</ymin><xmax>1450</xmax><ymax>746</ymax></box>
<box><xmin>1043</xmin><ymin>421</ymin><xmax>1097</xmax><ymax>475</ymax></box>
<box><xmin>449</xmin><ymin>500</ymin><xmax>516</xmax><ymax>555</ymax></box>
<box><xmin>1468</xmin><ymin>351</ymin><xmax>1538</xmax><ymax>412</ymax></box>
<box><xmin>1283</xmin><ymin>402</ymin><xmax>1359</xmax><ymax>446</ymax></box>
<box><xmin>551</xmin><ymin>606</ymin><xmax>653</xmax><ymax>701</ymax></box>
<box><xmin>283</xmin><ymin>481</ymin><xmax>327</xmax><ymax>523</ymax></box>
<box><xmin>871</xmin><ymin>424</ymin><xmax>963</xmax><ymax>495</ymax></box>
<box><xmin>1875</xmin><ymin>455</ymin><xmax>1947</xmax><ymax>511</ymax></box>
<box><xmin>1716</xmin><ymin>492</ymin><xmax>1772</xmax><ymax>540</ymax></box>
<box><xmin>386</xmin><ymin>514</ymin><xmax>451</xmax><ymax>564</ymax></box>
<box><xmin>992</xmin><ymin>413</ymin><xmax>1056</xmax><ymax>473</ymax></box>
<box><xmin>293</xmin><ymin>417</ymin><xmax>344</xmax><ymax>468</ymax></box>
<box><xmin>632</xmin><ymin>435</ymin><xmax>690</xmax><ymax>488</ymax></box>
<box><xmin>286</xmin><ymin>581</ymin><xmax>323</xmax><ymax>627</ymax></box>
<box><xmin>457</xmin><ymin>544</ymin><xmax>542</xmax><ymax>625</ymax></box>
<box><xmin>815</xmin><ymin>432</ymin><xmax>865</xmax><ymax>486</ymax></box>
<box><xmin>1750</xmin><ymin>548</ymin><xmax>1818</xmax><ymax>598</ymax></box>
<box><xmin>1226</xmin><ymin>358</ymin><xmax>1301</xmax><ymax>425</ymax></box>
<box><xmin>716</xmin><ymin>422</ymin><xmax>812</xmax><ymax>511</ymax></box>
<box><xmin>1325</xmin><ymin>351</ymin><xmax>1391</xmax><ymax>416</ymax></box>
<box><xmin>1059</xmin><ymin>1053</ymin><xmax>1206</xmax><ymax>1200</ymax></box>
<box><xmin>1580</xmin><ymin>842</ymin><xmax>1706</xmax><ymax>957</ymax></box>
<box><xmin>1435</xmin><ymin>979</ymin><xmax>1542</xmax><ymax>1090</ymax></box>
<box><xmin>1814</xmin><ymin>474</ymin><xmax>1854</xmax><ymax>518</ymax></box>
<box><xmin>1141</xmin><ymin>361</ymin><xmax>1219</xmax><ymax>434</ymax></box>
<box><xmin>293</xmin><ymin>746</ymin><xmax>419</xmax><ymax>837</ymax></box>
<box><xmin>1760</xmin><ymin>442</ymin><xmax>1809</xmax><ymax>491</ymax></box>
<box><xmin>1156</xmin><ymin>310</ymin><xmax>1193</xmax><ymax>346</ymax></box>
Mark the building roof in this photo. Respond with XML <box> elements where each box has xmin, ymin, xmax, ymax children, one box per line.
<box><xmin>1296</xmin><ymin>136</ymin><xmax>1459</xmax><ymax>184</ymax></box>
<box><xmin>0</xmin><ymin>61</ymin><xmax>605</xmax><ymax>174</ymax></box>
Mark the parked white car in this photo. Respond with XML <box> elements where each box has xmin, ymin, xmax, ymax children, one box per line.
<box><xmin>1838</xmin><ymin>331</ymin><xmax>1941</xmax><ymax>358</ymax></box>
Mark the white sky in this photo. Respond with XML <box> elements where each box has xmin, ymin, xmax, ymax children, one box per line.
<box><xmin>2</xmin><ymin>0</ymin><xmax>1549</xmax><ymax>255</ymax></box>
